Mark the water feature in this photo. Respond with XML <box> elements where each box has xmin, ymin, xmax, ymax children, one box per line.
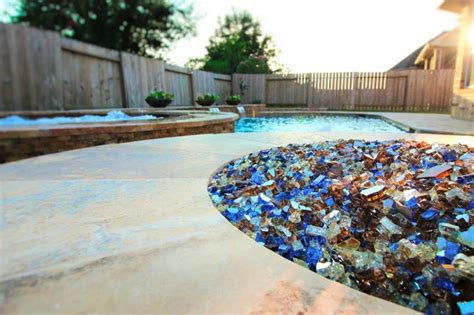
<box><xmin>0</xmin><ymin>110</ymin><xmax>160</xmax><ymax>126</ymax></box>
<box><xmin>209</xmin><ymin>108</ymin><xmax>221</xmax><ymax>113</ymax></box>
<box><xmin>236</xmin><ymin>106</ymin><xmax>246</xmax><ymax>117</ymax></box>
<box><xmin>235</xmin><ymin>115</ymin><xmax>406</xmax><ymax>133</ymax></box>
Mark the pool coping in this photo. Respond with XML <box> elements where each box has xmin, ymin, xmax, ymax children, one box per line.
<box><xmin>2</xmin><ymin>132</ymin><xmax>473</xmax><ymax>313</ymax></box>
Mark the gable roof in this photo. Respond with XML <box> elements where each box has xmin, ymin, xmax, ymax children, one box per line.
<box><xmin>390</xmin><ymin>46</ymin><xmax>424</xmax><ymax>70</ymax></box>
<box><xmin>414</xmin><ymin>28</ymin><xmax>458</xmax><ymax>65</ymax></box>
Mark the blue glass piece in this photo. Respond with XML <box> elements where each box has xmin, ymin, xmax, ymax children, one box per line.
<box><xmin>225</xmin><ymin>208</ymin><xmax>244</xmax><ymax>222</ymax></box>
<box><xmin>227</xmin><ymin>207</ymin><xmax>239</xmax><ymax>214</ymax></box>
<box><xmin>408</xmin><ymin>233</ymin><xmax>423</xmax><ymax>245</ymax></box>
<box><xmin>290</xmin><ymin>200</ymin><xmax>300</xmax><ymax>209</ymax></box>
<box><xmin>268</xmin><ymin>168</ymin><xmax>276</xmax><ymax>177</ymax></box>
<box><xmin>306</xmin><ymin>246</ymin><xmax>322</xmax><ymax>265</ymax></box>
<box><xmin>434</xmin><ymin>277</ymin><xmax>459</xmax><ymax>296</ymax></box>
<box><xmin>342</xmin><ymin>200</ymin><xmax>352</xmax><ymax>212</ymax></box>
<box><xmin>278</xmin><ymin>244</ymin><xmax>291</xmax><ymax>253</ymax></box>
<box><xmin>289</xmin><ymin>188</ymin><xmax>301</xmax><ymax>198</ymax></box>
<box><xmin>262</xmin><ymin>203</ymin><xmax>276</xmax><ymax>212</ymax></box>
<box><xmin>454</xmin><ymin>208</ymin><xmax>466</xmax><ymax>215</ymax></box>
<box><xmin>271</xmin><ymin>208</ymin><xmax>282</xmax><ymax>217</ymax></box>
<box><xmin>420</xmin><ymin>208</ymin><xmax>440</xmax><ymax>221</ymax></box>
<box><xmin>255</xmin><ymin>232</ymin><xmax>265</xmax><ymax>244</ymax></box>
<box><xmin>251</xmin><ymin>171</ymin><xmax>265</xmax><ymax>185</ymax></box>
<box><xmin>405</xmin><ymin>197</ymin><xmax>417</xmax><ymax>209</ymax></box>
<box><xmin>313</xmin><ymin>175</ymin><xmax>326</xmax><ymax>186</ymax></box>
<box><xmin>445</xmin><ymin>241</ymin><xmax>460</xmax><ymax>260</ymax></box>
<box><xmin>383</xmin><ymin>198</ymin><xmax>394</xmax><ymax>210</ymax></box>
<box><xmin>457</xmin><ymin>174</ymin><xmax>474</xmax><ymax>184</ymax></box>
<box><xmin>458</xmin><ymin>226</ymin><xmax>474</xmax><ymax>248</ymax></box>
<box><xmin>422</xmin><ymin>159</ymin><xmax>437</xmax><ymax>169</ymax></box>
<box><xmin>442</xmin><ymin>149</ymin><xmax>458</xmax><ymax>162</ymax></box>
<box><xmin>354</xmin><ymin>140</ymin><xmax>364</xmax><ymax>147</ymax></box>
<box><xmin>223</xmin><ymin>185</ymin><xmax>237</xmax><ymax>194</ymax></box>
<box><xmin>457</xmin><ymin>300</ymin><xmax>474</xmax><ymax>315</ymax></box>
<box><xmin>460</xmin><ymin>152</ymin><xmax>474</xmax><ymax>161</ymax></box>
<box><xmin>210</xmin><ymin>194</ymin><xmax>222</xmax><ymax>204</ymax></box>
<box><xmin>325</xmin><ymin>197</ymin><xmax>335</xmax><ymax>207</ymax></box>
<box><xmin>389</xmin><ymin>242</ymin><xmax>399</xmax><ymax>252</ymax></box>
<box><xmin>262</xmin><ymin>179</ymin><xmax>275</xmax><ymax>187</ymax></box>
<box><xmin>437</xmin><ymin>237</ymin><xmax>447</xmax><ymax>250</ymax></box>
<box><xmin>258</xmin><ymin>193</ymin><xmax>272</xmax><ymax>204</ymax></box>
<box><xmin>292</xmin><ymin>240</ymin><xmax>304</xmax><ymax>252</ymax></box>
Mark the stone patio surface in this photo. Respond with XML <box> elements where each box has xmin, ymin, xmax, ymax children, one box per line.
<box><xmin>1</xmin><ymin>131</ymin><xmax>473</xmax><ymax>314</ymax></box>
<box><xmin>366</xmin><ymin>112</ymin><xmax>474</xmax><ymax>136</ymax></box>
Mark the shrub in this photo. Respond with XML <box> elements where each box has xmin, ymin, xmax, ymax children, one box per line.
<box><xmin>146</xmin><ymin>90</ymin><xmax>174</xmax><ymax>101</ymax></box>
<box><xmin>226</xmin><ymin>95</ymin><xmax>241</xmax><ymax>102</ymax></box>
<box><xmin>196</xmin><ymin>93</ymin><xmax>220</xmax><ymax>103</ymax></box>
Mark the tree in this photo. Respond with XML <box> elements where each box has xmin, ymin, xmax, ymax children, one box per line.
<box><xmin>12</xmin><ymin>0</ymin><xmax>196</xmax><ymax>58</ymax></box>
<box><xmin>189</xmin><ymin>10</ymin><xmax>281</xmax><ymax>74</ymax></box>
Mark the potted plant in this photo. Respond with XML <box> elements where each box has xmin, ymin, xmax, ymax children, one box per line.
<box><xmin>196</xmin><ymin>93</ymin><xmax>219</xmax><ymax>106</ymax></box>
<box><xmin>226</xmin><ymin>95</ymin><xmax>241</xmax><ymax>105</ymax></box>
<box><xmin>145</xmin><ymin>90</ymin><xmax>174</xmax><ymax>108</ymax></box>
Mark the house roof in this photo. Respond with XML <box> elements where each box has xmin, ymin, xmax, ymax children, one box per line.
<box><xmin>390</xmin><ymin>46</ymin><xmax>424</xmax><ymax>70</ymax></box>
<box><xmin>414</xmin><ymin>29</ymin><xmax>458</xmax><ymax>65</ymax></box>
<box><xmin>390</xmin><ymin>28</ymin><xmax>458</xmax><ymax>70</ymax></box>
<box><xmin>439</xmin><ymin>0</ymin><xmax>469</xmax><ymax>13</ymax></box>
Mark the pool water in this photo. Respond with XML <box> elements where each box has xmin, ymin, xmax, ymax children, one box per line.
<box><xmin>235</xmin><ymin>115</ymin><xmax>406</xmax><ymax>133</ymax></box>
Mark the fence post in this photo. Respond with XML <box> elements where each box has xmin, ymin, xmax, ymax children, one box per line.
<box><xmin>350</xmin><ymin>72</ymin><xmax>358</xmax><ymax>110</ymax></box>
<box><xmin>306</xmin><ymin>73</ymin><xmax>312</xmax><ymax>107</ymax></box>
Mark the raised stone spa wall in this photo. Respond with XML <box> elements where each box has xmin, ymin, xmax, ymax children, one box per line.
<box><xmin>0</xmin><ymin>111</ymin><xmax>237</xmax><ymax>163</ymax></box>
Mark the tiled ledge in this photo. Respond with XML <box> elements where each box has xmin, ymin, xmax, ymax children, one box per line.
<box><xmin>2</xmin><ymin>132</ymin><xmax>473</xmax><ymax>314</ymax></box>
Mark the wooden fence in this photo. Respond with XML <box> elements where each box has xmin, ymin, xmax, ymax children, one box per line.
<box><xmin>0</xmin><ymin>23</ymin><xmax>231</xmax><ymax>111</ymax></box>
<box><xmin>0</xmin><ymin>23</ymin><xmax>454</xmax><ymax>112</ymax></box>
<box><xmin>234</xmin><ymin>69</ymin><xmax>454</xmax><ymax>112</ymax></box>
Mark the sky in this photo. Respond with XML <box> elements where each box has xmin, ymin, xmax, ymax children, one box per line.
<box><xmin>0</xmin><ymin>0</ymin><xmax>459</xmax><ymax>72</ymax></box>
<box><xmin>169</xmin><ymin>0</ymin><xmax>459</xmax><ymax>72</ymax></box>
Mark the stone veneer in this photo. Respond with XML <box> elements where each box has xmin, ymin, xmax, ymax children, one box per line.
<box><xmin>0</xmin><ymin>111</ymin><xmax>237</xmax><ymax>163</ymax></box>
<box><xmin>451</xmin><ymin>100</ymin><xmax>474</xmax><ymax>121</ymax></box>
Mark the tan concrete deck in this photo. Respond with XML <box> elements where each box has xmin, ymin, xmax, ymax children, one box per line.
<box><xmin>1</xmin><ymin>132</ymin><xmax>473</xmax><ymax>314</ymax></box>
<box><xmin>368</xmin><ymin>112</ymin><xmax>474</xmax><ymax>135</ymax></box>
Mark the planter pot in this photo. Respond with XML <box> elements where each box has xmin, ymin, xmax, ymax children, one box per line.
<box><xmin>146</xmin><ymin>98</ymin><xmax>173</xmax><ymax>108</ymax></box>
<box><xmin>196</xmin><ymin>100</ymin><xmax>216</xmax><ymax>106</ymax></box>
<box><xmin>226</xmin><ymin>100</ymin><xmax>241</xmax><ymax>105</ymax></box>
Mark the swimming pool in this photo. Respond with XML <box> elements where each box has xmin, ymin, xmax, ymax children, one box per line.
<box><xmin>235</xmin><ymin>115</ymin><xmax>407</xmax><ymax>133</ymax></box>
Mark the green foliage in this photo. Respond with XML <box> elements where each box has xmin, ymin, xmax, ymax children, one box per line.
<box><xmin>12</xmin><ymin>0</ymin><xmax>196</xmax><ymax>58</ymax></box>
<box><xmin>236</xmin><ymin>56</ymin><xmax>273</xmax><ymax>74</ymax></box>
<box><xmin>196</xmin><ymin>93</ymin><xmax>219</xmax><ymax>102</ymax></box>
<box><xmin>146</xmin><ymin>90</ymin><xmax>174</xmax><ymax>101</ymax></box>
<box><xmin>226</xmin><ymin>95</ymin><xmax>241</xmax><ymax>102</ymax></box>
<box><xmin>190</xmin><ymin>10</ymin><xmax>280</xmax><ymax>74</ymax></box>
